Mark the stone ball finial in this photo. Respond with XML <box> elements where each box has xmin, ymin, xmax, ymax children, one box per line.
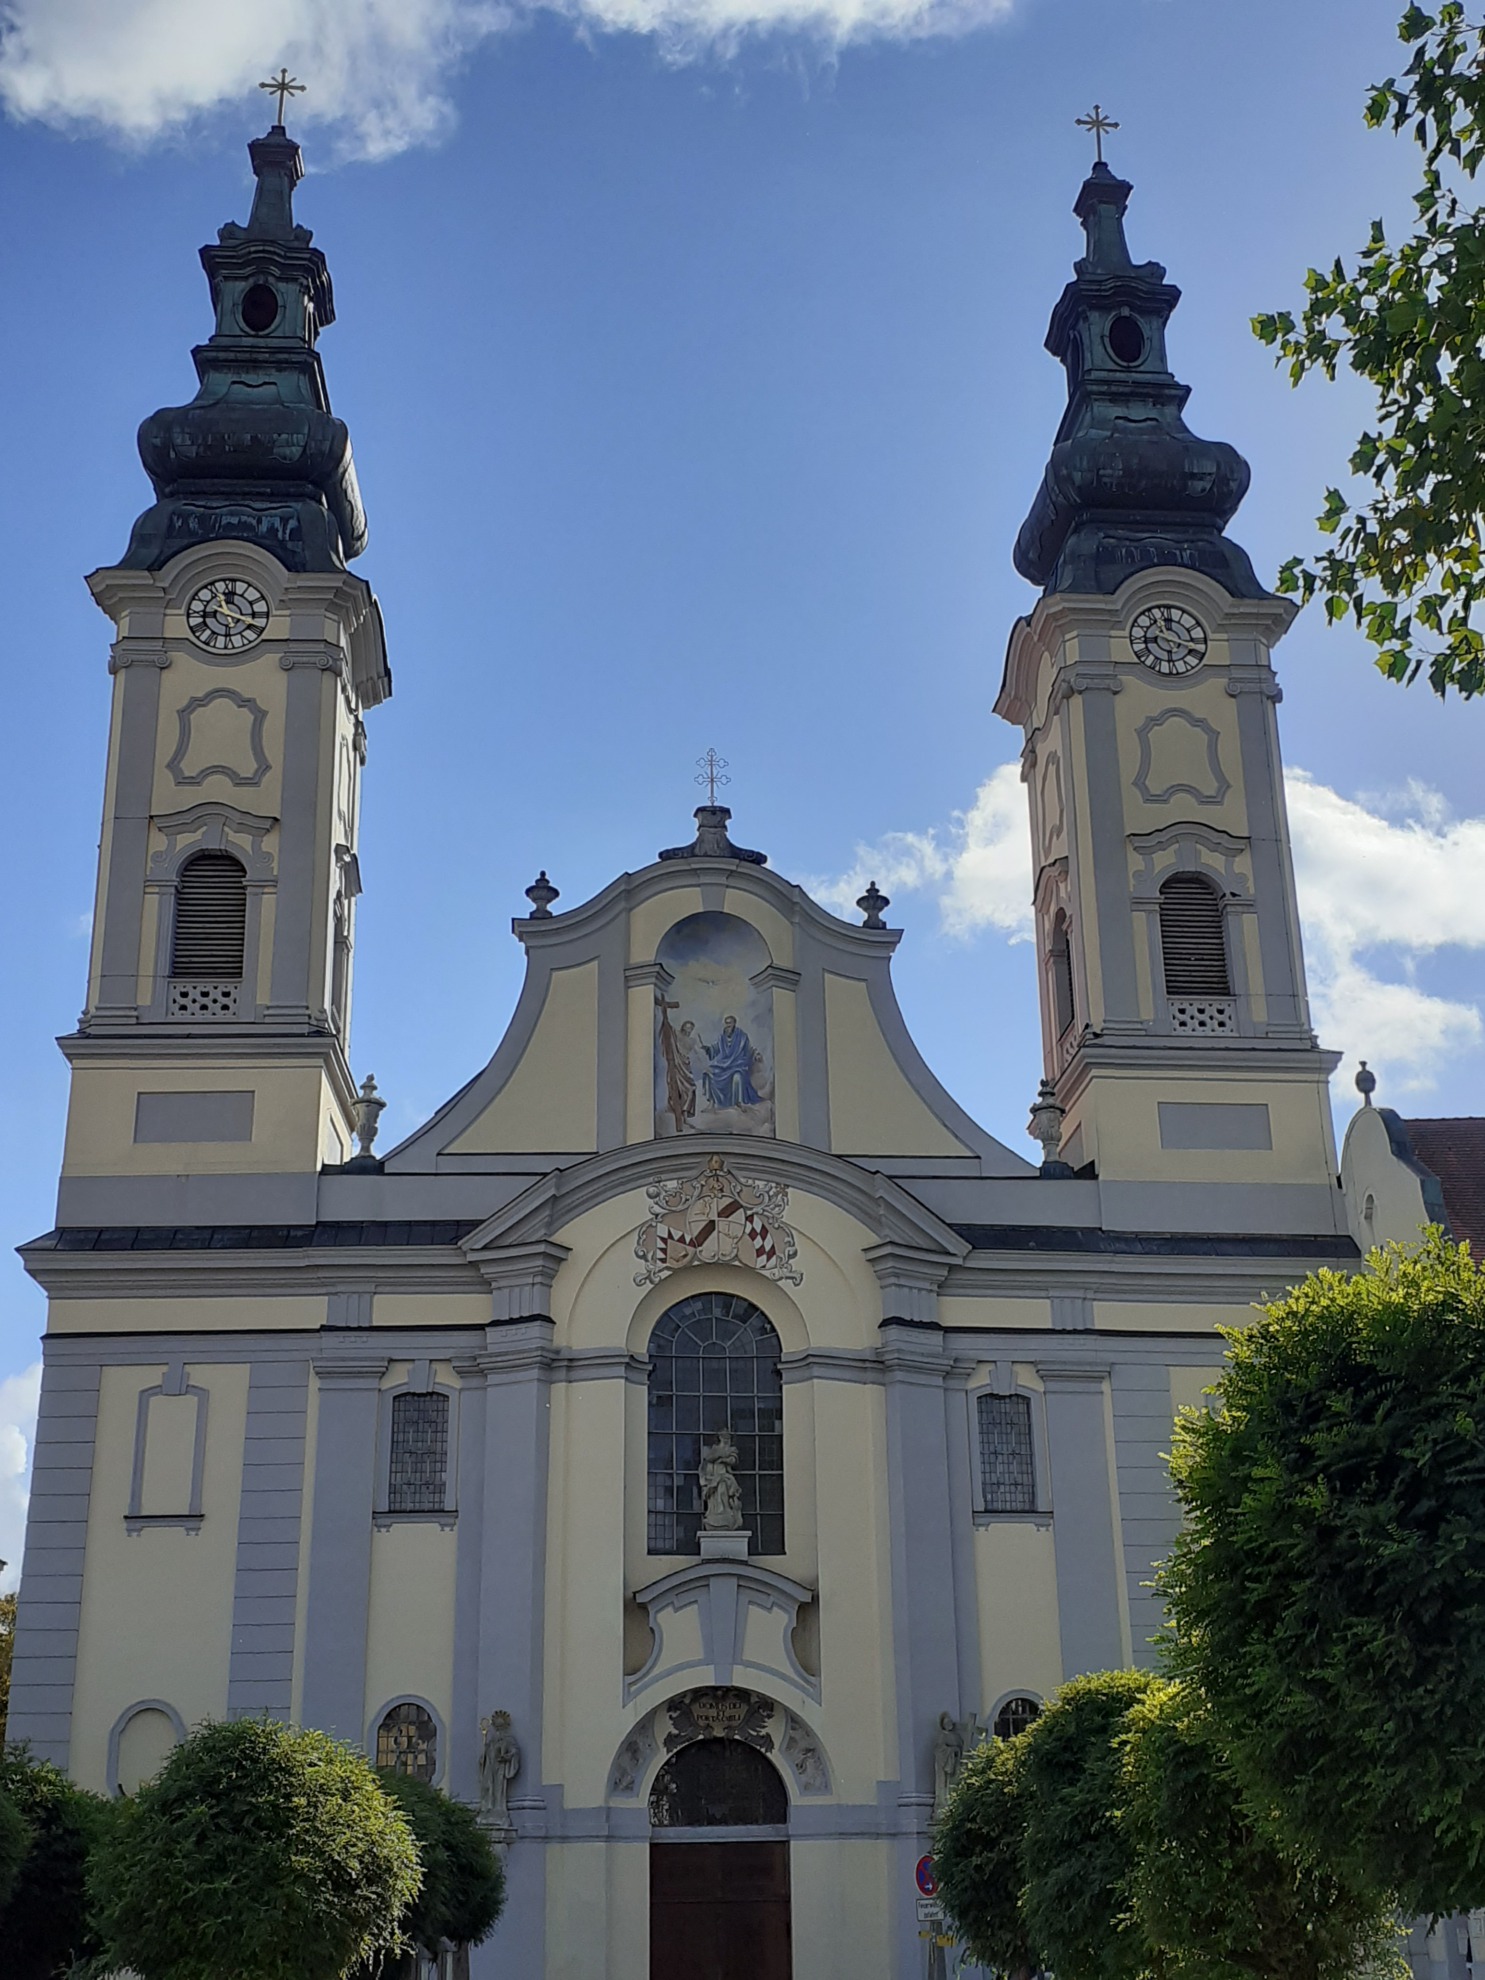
<box><xmin>857</xmin><ymin>881</ymin><xmax>890</xmax><ymax>930</ymax></box>
<box><xmin>1355</xmin><ymin>1060</ymin><xmax>1377</xmax><ymax>1107</ymax></box>
<box><xmin>525</xmin><ymin>870</ymin><xmax>559</xmax><ymax>918</ymax></box>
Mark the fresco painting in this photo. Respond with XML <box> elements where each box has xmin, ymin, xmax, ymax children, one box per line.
<box><xmin>654</xmin><ymin>911</ymin><xmax>775</xmax><ymax>1139</ymax></box>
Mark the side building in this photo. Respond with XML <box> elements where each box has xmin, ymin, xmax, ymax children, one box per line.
<box><xmin>12</xmin><ymin>130</ymin><xmax>1379</xmax><ymax>1979</ymax></box>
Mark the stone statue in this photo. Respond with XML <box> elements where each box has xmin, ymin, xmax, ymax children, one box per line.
<box><xmin>699</xmin><ymin>1429</ymin><xmax>744</xmax><ymax>1531</ymax></box>
<box><xmin>479</xmin><ymin>1710</ymin><xmax>521</xmax><ymax>1830</ymax></box>
<box><xmin>933</xmin><ymin>1711</ymin><xmax>965</xmax><ymax>1816</ymax></box>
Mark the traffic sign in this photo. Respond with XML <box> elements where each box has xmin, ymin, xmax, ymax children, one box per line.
<box><xmin>917</xmin><ymin>1897</ymin><xmax>945</xmax><ymax>1922</ymax></box>
<box><xmin>915</xmin><ymin>1854</ymin><xmax>937</xmax><ymax>1896</ymax></box>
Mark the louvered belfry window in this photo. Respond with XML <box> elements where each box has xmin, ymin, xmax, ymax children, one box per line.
<box><xmin>171</xmin><ymin>851</ymin><xmax>247</xmax><ymax>978</ymax></box>
<box><xmin>1158</xmin><ymin>872</ymin><xmax>1231</xmax><ymax>998</ymax></box>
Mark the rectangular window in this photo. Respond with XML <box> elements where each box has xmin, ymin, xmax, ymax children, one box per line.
<box><xmin>388</xmin><ymin>1391</ymin><xmax>450</xmax><ymax>1513</ymax></box>
<box><xmin>978</xmin><ymin>1393</ymin><xmax>1036</xmax><ymax>1513</ymax></box>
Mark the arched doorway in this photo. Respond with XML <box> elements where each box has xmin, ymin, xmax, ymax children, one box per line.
<box><xmin>649</xmin><ymin>1739</ymin><xmax>791</xmax><ymax>1980</ymax></box>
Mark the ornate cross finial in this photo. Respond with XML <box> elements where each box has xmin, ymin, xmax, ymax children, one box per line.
<box><xmin>695</xmin><ymin>750</ymin><xmax>730</xmax><ymax>804</ymax></box>
<box><xmin>259</xmin><ymin>68</ymin><xmax>306</xmax><ymax>126</ymax></box>
<box><xmin>1075</xmin><ymin>103</ymin><xmax>1119</xmax><ymax>165</ymax></box>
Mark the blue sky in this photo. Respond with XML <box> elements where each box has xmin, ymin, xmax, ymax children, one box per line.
<box><xmin>1</xmin><ymin>0</ymin><xmax>1483</xmax><ymax>1576</ymax></box>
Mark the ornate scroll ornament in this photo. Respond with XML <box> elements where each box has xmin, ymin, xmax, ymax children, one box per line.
<box><xmin>634</xmin><ymin>1155</ymin><xmax>803</xmax><ymax>1288</ymax></box>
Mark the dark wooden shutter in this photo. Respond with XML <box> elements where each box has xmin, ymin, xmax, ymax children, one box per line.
<box><xmin>171</xmin><ymin>851</ymin><xmax>247</xmax><ymax>977</ymax></box>
<box><xmin>1158</xmin><ymin>873</ymin><xmax>1230</xmax><ymax>997</ymax></box>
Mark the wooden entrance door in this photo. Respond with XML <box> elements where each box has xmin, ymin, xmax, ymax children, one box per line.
<box><xmin>649</xmin><ymin>1839</ymin><xmax>792</xmax><ymax>1980</ymax></box>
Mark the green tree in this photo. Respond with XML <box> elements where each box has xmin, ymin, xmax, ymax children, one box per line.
<box><xmin>1255</xmin><ymin>4</ymin><xmax>1485</xmax><ymax>697</ymax></box>
<box><xmin>1120</xmin><ymin>1680</ymin><xmax>1401</xmax><ymax>1980</ymax></box>
<box><xmin>1160</xmin><ymin>1231</ymin><xmax>1485</xmax><ymax>1916</ymax></box>
<box><xmin>934</xmin><ymin>1733</ymin><xmax>1036</xmax><ymax>1976</ymax></box>
<box><xmin>1017</xmin><ymin>1669</ymin><xmax>1160</xmax><ymax>1980</ymax></box>
<box><xmin>89</xmin><ymin>1718</ymin><xmax>421</xmax><ymax>1980</ymax></box>
<box><xmin>0</xmin><ymin>1746</ymin><xmax>112</xmax><ymax>1980</ymax></box>
<box><xmin>0</xmin><ymin>1590</ymin><xmax>16</xmax><ymax>1744</ymax></box>
<box><xmin>0</xmin><ymin>1781</ymin><xmax>29</xmax><ymax>1912</ymax></box>
<box><xmin>375</xmin><ymin>1770</ymin><xmax>504</xmax><ymax>1957</ymax></box>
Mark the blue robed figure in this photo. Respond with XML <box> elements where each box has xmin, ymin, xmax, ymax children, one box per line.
<box><xmin>704</xmin><ymin>1016</ymin><xmax>761</xmax><ymax>1109</ymax></box>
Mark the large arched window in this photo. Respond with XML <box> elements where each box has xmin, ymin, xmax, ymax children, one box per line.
<box><xmin>171</xmin><ymin>850</ymin><xmax>247</xmax><ymax>979</ymax></box>
<box><xmin>647</xmin><ymin>1292</ymin><xmax>784</xmax><ymax>1556</ymax></box>
<box><xmin>1158</xmin><ymin>872</ymin><xmax>1231</xmax><ymax>999</ymax></box>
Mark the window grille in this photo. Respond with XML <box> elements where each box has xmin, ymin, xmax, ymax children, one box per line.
<box><xmin>376</xmin><ymin>1702</ymin><xmax>437</xmax><ymax>1782</ymax></box>
<box><xmin>1158</xmin><ymin>872</ymin><xmax>1231</xmax><ymax>998</ymax></box>
<box><xmin>978</xmin><ymin>1393</ymin><xmax>1036</xmax><ymax>1513</ymax></box>
<box><xmin>171</xmin><ymin>851</ymin><xmax>247</xmax><ymax>979</ymax></box>
<box><xmin>993</xmin><ymin>1695</ymin><xmax>1042</xmax><ymax>1741</ymax></box>
<box><xmin>648</xmin><ymin>1739</ymin><xmax>788</xmax><ymax>1828</ymax></box>
<box><xmin>647</xmin><ymin>1292</ymin><xmax>784</xmax><ymax>1556</ymax></box>
<box><xmin>388</xmin><ymin>1391</ymin><xmax>450</xmax><ymax>1512</ymax></box>
<box><xmin>1049</xmin><ymin>911</ymin><xmax>1075</xmax><ymax>1038</ymax></box>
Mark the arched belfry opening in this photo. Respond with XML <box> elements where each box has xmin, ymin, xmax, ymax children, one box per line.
<box><xmin>649</xmin><ymin>1739</ymin><xmax>791</xmax><ymax>1980</ymax></box>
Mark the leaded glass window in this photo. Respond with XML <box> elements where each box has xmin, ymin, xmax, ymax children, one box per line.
<box><xmin>388</xmin><ymin>1390</ymin><xmax>450</xmax><ymax>1512</ymax></box>
<box><xmin>647</xmin><ymin>1292</ymin><xmax>784</xmax><ymax>1555</ymax></box>
<box><xmin>978</xmin><ymin>1393</ymin><xmax>1036</xmax><ymax>1513</ymax></box>
<box><xmin>993</xmin><ymin>1695</ymin><xmax>1042</xmax><ymax>1741</ymax></box>
<box><xmin>377</xmin><ymin>1701</ymin><xmax>437</xmax><ymax>1782</ymax></box>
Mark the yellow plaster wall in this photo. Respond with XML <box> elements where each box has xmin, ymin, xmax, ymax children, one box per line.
<box><xmin>823</xmin><ymin>974</ymin><xmax>970</xmax><ymax>1157</ymax></box>
<box><xmin>974</xmin><ymin>1521</ymin><xmax>1063</xmax><ymax>1707</ymax></box>
<box><xmin>790</xmin><ymin>1842</ymin><xmax>894</xmax><ymax>1971</ymax></box>
<box><xmin>446</xmin><ymin>961</ymin><xmax>599</xmax><ymax>1153</ymax></box>
<box><xmin>373</xmin><ymin>1293</ymin><xmax>491</xmax><ymax>1329</ymax></box>
<box><xmin>628</xmin><ymin>887</ymin><xmax>704</xmax><ymax>964</ymax></box>
<box><xmin>69</xmin><ymin>1361</ymin><xmax>248</xmax><ymax>1790</ymax></box>
<box><xmin>62</xmin><ymin>1061</ymin><xmax>332</xmax><ymax>1176</ymax></box>
<box><xmin>1113</xmin><ymin>670</ymin><xmax>1251</xmax><ymax>841</ymax></box>
<box><xmin>1094</xmin><ymin>1300</ymin><xmax>1256</xmax><ymax>1335</ymax></box>
<box><xmin>938</xmin><ymin>1295</ymin><xmax>1053</xmax><ymax>1331</ymax></box>
<box><xmin>363</xmin><ymin>1522</ymin><xmax>458</xmax><ymax>1752</ymax></box>
<box><xmin>812</xmin><ymin>1378</ymin><xmax>896</xmax><ymax>1794</ymax></box>
<box><xmin>48</xmin><ymin>1295</ymin><xmax>325</xmax><ymax>1336</ymax></box>
<box><xmin>1341</xmin><ymin>1102</ymin><xmax>1435</xmax><ymax>1250</ymax></box>
<box><xmin>1077</xmin><ymin>1070</ymin><xmax>1337</xmax><ymax>1187</ymax></box>
<box><xmin>151</xmin><ymin>650</ymin><xmax>288</xmax><ymax>817</ymax></box>
<box><xmin>772</xmin><ymin>983</ymin><xmax>801</xmax><ymax>1143</ymax></box>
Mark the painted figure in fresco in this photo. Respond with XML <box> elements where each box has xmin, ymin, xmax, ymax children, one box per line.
<box><xmin>699</xmin><ymin>1429</ymin><xmax>745</xmax><ymax>1531</ymax></box>
<box><xmin>704</xmin><ymin>1016</ymin><xmax>761</xmax><ymax>1110</ymax></box>
<box><xmin>656</xmin><ymin>995</ymin><xmax>698</xmax><ymax>1133</ymax></box>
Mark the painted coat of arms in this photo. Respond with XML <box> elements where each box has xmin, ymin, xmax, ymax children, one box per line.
<box><xmin>634</xmin><ymin>1156</ymin><xmax>803</xmax><ymax>1287</ymax></box>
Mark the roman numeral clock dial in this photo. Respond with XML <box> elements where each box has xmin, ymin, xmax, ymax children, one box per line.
<box><xmin>1129</xmin><ymin>603</ymin><xmax>1208</xmax><ymax>676</ymax></box>
<box><xmin>185</xmin><ymin>577</ymin><xmax>270</xmax><ymax>652</ymax></box>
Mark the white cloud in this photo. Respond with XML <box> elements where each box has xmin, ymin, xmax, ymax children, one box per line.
<box><xmin>817</xmin><ymin>764</ymin><xmax>1485</xmax><ymax>1102</ymax></box>
<box><xmin>808</xmin><ymin>761</ymin><xmax>1033</xmax><ymax>938</ymax></box>
<box><xmin>0</xmin><ymin>0</ymin><xmax>1017</xmax><ymax>160</ymax></box>
<box><xmin>0</xmin><ymin>1363</ymin><xmax>41</xmax><ymax>1592</ymax></box>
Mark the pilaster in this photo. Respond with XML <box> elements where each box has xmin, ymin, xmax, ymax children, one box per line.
<box><xmin>300</xmin><ymin>1351</ymin><xmax>388</xmax><ymax>1742</ymax></box>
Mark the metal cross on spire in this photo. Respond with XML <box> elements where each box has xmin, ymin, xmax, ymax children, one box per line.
<box><xmin>695</xmin><ymin>750</ymin><xmax>731</xmax><ymax>804</ymax></box>
<box><xmin>1075</xmin><ymin>103</ymin><xmax>1119</xmax><ymax>165</ymax></box>
<box><xmin>260</xmin><ymin>68</ymin><xmax>306</xmax><ymax>126</ymax></box>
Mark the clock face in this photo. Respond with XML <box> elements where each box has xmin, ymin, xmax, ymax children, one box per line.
<box><xmin>1129</xmin><ymin>603</ymin><xmax>1208</xmax><ymax>676</ymax></box>
<box><xmin>185</xmin><ymin>578</ymin><xmax>270</xmax><ymax>653</ymax></box>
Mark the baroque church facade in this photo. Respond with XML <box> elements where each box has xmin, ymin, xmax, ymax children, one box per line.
<box><xmin>10</xmin><ymin>122</ymin><xmax>1398</xmax><ymax>1978</ymax></box>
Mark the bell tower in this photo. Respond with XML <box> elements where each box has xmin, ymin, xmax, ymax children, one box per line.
<box><xmin>996</xmin><ymin>161</ymin><xmax>1342</xmax><ymax>1229</ymax></box>
<box><xmin>62</xmin><ymin>121</ymin><xmax>390</xmax><ymax>1221</ymax></box>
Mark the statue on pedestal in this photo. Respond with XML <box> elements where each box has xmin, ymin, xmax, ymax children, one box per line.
<box><xmin>699</xmin><ymin>1429</ymin><xmax>744</xmax><ymax>1531</ymax></box>
<box><xmin>479</xmin><ymin>1710</ymin><xmax>521</xmax><ymax>1834</ymax></box>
